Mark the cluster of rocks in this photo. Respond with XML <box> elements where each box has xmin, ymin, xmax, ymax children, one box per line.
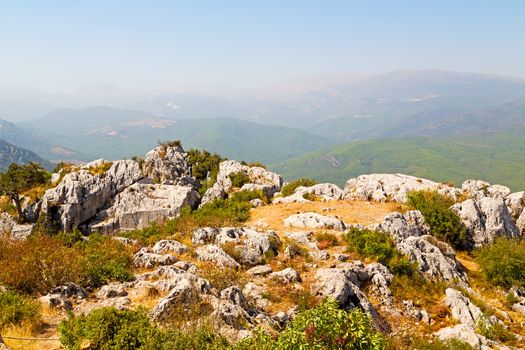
<box><xmin>2</xmin><ymin>144</ymin><xmax>283</xmax><ymax>237</ymax></box>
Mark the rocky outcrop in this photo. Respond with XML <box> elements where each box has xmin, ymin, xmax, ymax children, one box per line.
<box><xmin>372</xmin><ymin>211</ymin><xmax>466</xmax><ymax>283</ymax></box>
<box><xmin>90</xmin><ymin>183</ymin><xmax>200</xmax><ymax>233</ymax></box>
<box><xmin>343</xmin><ymin>173</ymin><xmax>460</xmax><ymax>203</ymax></box>
<box><xmin>133</xmin><ymin>248</ymin><xmax>177</xmax><ymax>268</ymax></box>
<box><xmin>28</xmin><ymin>160</ymin><xmax>143</xmax><ymax>231</ymax></box>
<box><xmin>461</xmin><ymin>180</ymin><xmax>511</xmax><ymax>200</ymax></box>
<box><xmin>195</xmin><ymin>244</ymin><xmax>240</xmax><ymax>268</ymax></box>
<box><xmin>452</xmin><ymin>197</ymin><xmax>520</xmax><ymax>248</ymax></box>
<box><xmin>311</xmin><ymin>265</ymin><xmax>384</xmax><ymax>326</ymax></box>
<box><xmin>201</xmin><ymin>160</ymin><xmax>283</xmax><ymax>205</ymax></box>
<box><xmin>444</xmin><ymin>288</ymin><xmax>484</xmax><ymax>326</ymax></box>
<box><xmin>40</xmin><ymin>283</ymin><xmax>88</xmax><ymax>310</ymax></box>
<box><xmin>149</xmin><ymin>271</ymin><xmax>212</xmax><ymax>321</ymax></box>
<box><xmin>142</xmin><ymin>144</ymin><xmax>195</xmax><ymax>186</ymax></box>
<box><xmin>373</xmin><ymin>210</ymin><xmax>429</xmax><ymax>243</ymax></box>
<box><xmin>435</xmin><ymin>324</ymin><xmax>492</xmax><ymax>350</ymax></box>
<box><xmin>284</xmin><ymin>212</ymin><xmax>346</xmax><ymax>230</ymax></box>
<box><xmin>269</xmin><ymin>268</ymin><xmax>301</xmax><ymax>284</ymax></box>
<box><xmin>398</xmin><ymin>236</ymin><xmax>466</xmax><ymax>282</ymax></box>
<box><xmin>274</xmin><ymin>183</ymin><xmax>344</xmax><ymax>204</ymax></box>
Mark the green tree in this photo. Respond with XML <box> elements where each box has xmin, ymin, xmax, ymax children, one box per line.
<box><xmin>0</xmin><ymin>162</ymin><xmax>49</xmax><ymax>222</ymax></box>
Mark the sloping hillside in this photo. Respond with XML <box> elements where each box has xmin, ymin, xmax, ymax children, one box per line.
<box><xmin>271</xmin><ymin>132</ymin><xmax>525</xmax><ymax>191</ymax></box>
<box><xmin>21</xmin><ymin>107</ymin><xmax>332</xmax><ymax>162</ymax></box>
<box><xmin>0</xmin><ymin>139</ymin><xmax>52</xmax><ymax>170</ymax></box>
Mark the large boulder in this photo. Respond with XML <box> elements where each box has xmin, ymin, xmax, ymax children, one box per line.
<box><xmin>311</xmin><ymin>266</ymin><xmax>383</xmax><ymax>326</ymax></box>
<box><xmin>28</xmin><ymin>160</ymin><xmax>143</xmax><ymax>231</ymax></box>
<box><xmin>397</xmin><ymin>235</ymin><xmax>466</xmax><ymax>282</ymax></box>
<box><xmin>195</xmin><ymin>244</ymin><xmax>240</xmax><ymax>269</ymax></box>
<box><xmin>444</xmin><ymin>288</ymin><xmax>484</xmax><ymax>326</ymax></box>
<box><xmin>274</xmin><ymin>183</ymin><xmax>344</xmax><ymax>204</ymax></box>
<box><xmin>372</xmin><ymin>210</ymin><xmax>429</xmax><ymax>243</ymax></box>
<box><xmin>461</xmin><ymin>180</ymin><xmax>511</xmax><ymax>200</ymax></box>
<box><xmin>435</xmin><ymin>324</ymin><xmax>492</xmax><ymax>350</ymax></box>
<box><xmin>343</xmin><ymin>173</ymin><xmax>460</xmax><ymax>203</ymax></box>
<box><xmin>149</xmin><ymin>272</ymin><xmax>212</xmax><ymax>321</ymax></box>
<box><xmin>284</xmin><ymin>212</ymin><xmax>346</xmax><ymax>231</ymax></box>
<box><xmin>506</xmin><ymin>191</ymin><xmax>525</xmax><ymax>220</ymax></box>
<box><xmin>89</xmin><ymin>183</ymin><xmax>199</xmax><ymax>233</ymax></box>
<box><xmin>451</xmin><ymin>197</ymin><xmax>520</xmax><ymax>248</ymax></box>
<box><xmin>217</xmin><ymin>160</ymin><xmax>282</xmax><ymax>195</ymax></box>
<box><xmin>142</xmin><ymin>144</ymin><xmax>195</xmax><ymax>186</ymax></box>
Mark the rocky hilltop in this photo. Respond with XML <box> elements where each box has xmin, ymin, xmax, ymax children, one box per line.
<box><xmin>1</xmin><ymin>143</ymin><xmax>525</xmax><ymax>349</ymax></box>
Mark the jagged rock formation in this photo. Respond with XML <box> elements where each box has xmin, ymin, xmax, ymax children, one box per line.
<box><xmin>274</xmin><ymin>183</ymin><xmax>344</xmax><ymax>204</ymax></box>
<box><xmin>284</xmin><ymin>212</ymin><xmax>346</xmax><ymax>230</ymax></box>
<box><xmin>201</xmin><ymin>160</ymin><xmax>283</xmax><ymax>206</ymax></box>
<box><xmin>371</xmin><ymin>211</ymin><xmax>467</xmax><ymax>283</ymax></box>
<box><xmin>90</xmin><ymin>183</ymin><xmax>200</xmax><ymax>233</ymax></box>
<box><xmin>452</xmin><ymin>197</ymin><xmax>520</xmax><ymax>248</ymax></box>
<box><xmin>343</xmin><ymin>173</ymin><xmax>460</xmax><ymax>203</ymax></box>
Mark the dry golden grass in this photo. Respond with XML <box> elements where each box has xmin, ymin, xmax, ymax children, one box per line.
<box><xmin>248</xmin><ymin>200</ymin><xmax>404</xmax><ymax>233</ymax></box>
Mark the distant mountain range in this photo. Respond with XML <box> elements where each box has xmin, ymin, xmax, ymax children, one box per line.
<box><xmin>0</xmin><ymin>69</ymin><xmax>524</xmax><ymax>184</ymax></box>
<box><xmin>271</xmin><ymin>131</ymin><xmax>525</xmax><ymax>191</ymax></box>
<box><xmin>0</xmin><ymin>139</ymin><xmax>52</xmax><ymax>170</ymax></box>
<box><xmin>18</xmin><ymin>107</ymin><xmax>332</xmax><ymax>163</ymax></box>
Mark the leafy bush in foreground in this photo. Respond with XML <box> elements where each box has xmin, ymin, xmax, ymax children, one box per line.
<box><xmin>280</xmin><ymin>178</ymin><xmax>317</xmax><ymax>197</ymax></box>
<box><xmin>345</xmin><ymin>227</ymin><xmax>416</xmax><ymax>277</ymax></box>
<box><xmin>59</xmin><ymin>307</ymin><xmax>166</xmax><ymax>350</ymax></box>
<box><xmin>407</xmin><ymin>191</ymin><xmax>469</xmax><ymax>250</ymax></box>
<box><xmin>0</xmin><ymin>290</ymin><xmax>42</xmax><ymax>331</ymax></box>
<box><xmin>238</xmin><ymin>298</ymin><xmax>385</xmax><ymax>350</ymax></box>
<box><xmin>59</xmin><ymin>307</ymin><xmax>231</xmax><ymax>350</ymax></box>
<box><xmin>475</xmin><ymin>237</ymin><xmax>525</xmax><ymax>288</ymax></box>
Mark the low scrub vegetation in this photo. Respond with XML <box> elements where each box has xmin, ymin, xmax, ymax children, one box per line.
<box><xmin>0</xmin><ymin>290</ymin><xmax>42</xmax><ymax>332</ymax></box>
<box><xmin>314</xmin><ymin>231</ymin><xmax>340</xmax><ymax>249</ymax></box>
<box><xmin>0</xmin><ymin>234</ymin><xmax>134</xmax><ymax>295</ymax></box>
<box><xmin>58</xmin><ymin>299</ymin><xmax>385</xmax><ymax>350</ymax></box>
<box><xmin>387</xmin><ymin>336</ymin><xmax>471</xmax><ymax>350</ymax></box>
<box><xmin>187</xmin><ymin>149</ymin><xmax>225</xmax><ymax>195</ymax></box>
<box><xmin>280</xmin><ymin>178</ymin><xmax>316</xmax><ymax>197</ymax></box>
<box><xmin>407</xmin><ymin>191</ymin><xmax>469</xmax><ymax>250</ymax></box>
<box><xmin>476</xmin><ymin>317</ymin><xmax>516</xmax><ymax>343</ymax></box>
<box><xmin>475</xmin><ymin>237</ymin><xmax>525</xmax><ymax>288</ymax></box>
<box><xmin>345</xmin><ymin>227</ymin><xmax>416</xmax><ymax>277</ymax></box>
<box><xmin>238</xmin><ymin>298</ymin><xmax>385</xmax><ymax>350</ymax></box>
<box><xmin>229</xmin><ymin>171</ymin><xmax>251</xmax><ymax>188</ymax></box>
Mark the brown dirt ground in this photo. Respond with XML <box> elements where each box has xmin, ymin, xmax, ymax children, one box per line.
<box><xmin>247</xmin><ymin>200</ymin><xmax>405</xmax><ymax>233</ymax></box>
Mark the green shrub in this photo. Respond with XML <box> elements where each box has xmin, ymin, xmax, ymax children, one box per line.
<box><xmin>59</xmin><ymin>307</ymin><xmax>230</xmax><ymax>350</ymax></box>
<box><xmin>237</xmin><ymin>298</ymin><xmax>385</xmax><ymax>350</ymax></box>
<box><xmin>187</xmin><ymin>149</ymin><xmax>225</xmax><ymax>195</ymax></box>
<box><xmin>407</xmin><ymin>191</ymin><xmax>470</xmax><ymax>250</ymax></box>
<box><xmin>59</xmin><ymin>307</ymin><xmax>167</xmax><ymax>350</ymax></box>
<box><xmin>229</xmin><ymin>171</ymin><xmax>251</xmax><ymax>188</ymax></box>
<box><xmin>281</xmin><ymin>178</ymin><xmax>317</xmax><ymax>197</ymax></box>
<box><xmin>476</xmin><ymin>317</ymin><xmax>516</xmax><ymax>343</ymax></box>
<box><xmin>345</xmin><ymin>227</ymin><xmax>416</xmax><ymax>277</ymax></box>
<box><xmin>165</xmin><ymin>323</ymin><xmax>230</xmax><ymax>350</ymax></box>
<box><xmin>78</xmin><ymin>234</ymin><xmax>135</xmax><ymax>287</ymax></box>
<box><xmin>0</xmin><ymin>290</ymin><xmax>42</xmax><ymax>331</ymax></box>
<box><xmin>475</xmin><ymin>237</ymin><xmax>525</xmax><ymax>288</ymax></box>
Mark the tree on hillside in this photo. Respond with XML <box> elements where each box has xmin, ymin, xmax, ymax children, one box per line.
<box><xmin>0</xmin><ymin>162</ymin><xmax>49</xmax><ymax>222</ymax></box>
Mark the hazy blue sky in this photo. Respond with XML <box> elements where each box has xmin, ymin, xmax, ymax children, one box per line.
<box><xmin>1</xmin><ymin>0</ymin><xmax>524</xmax><ymax>91</ymax></box>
